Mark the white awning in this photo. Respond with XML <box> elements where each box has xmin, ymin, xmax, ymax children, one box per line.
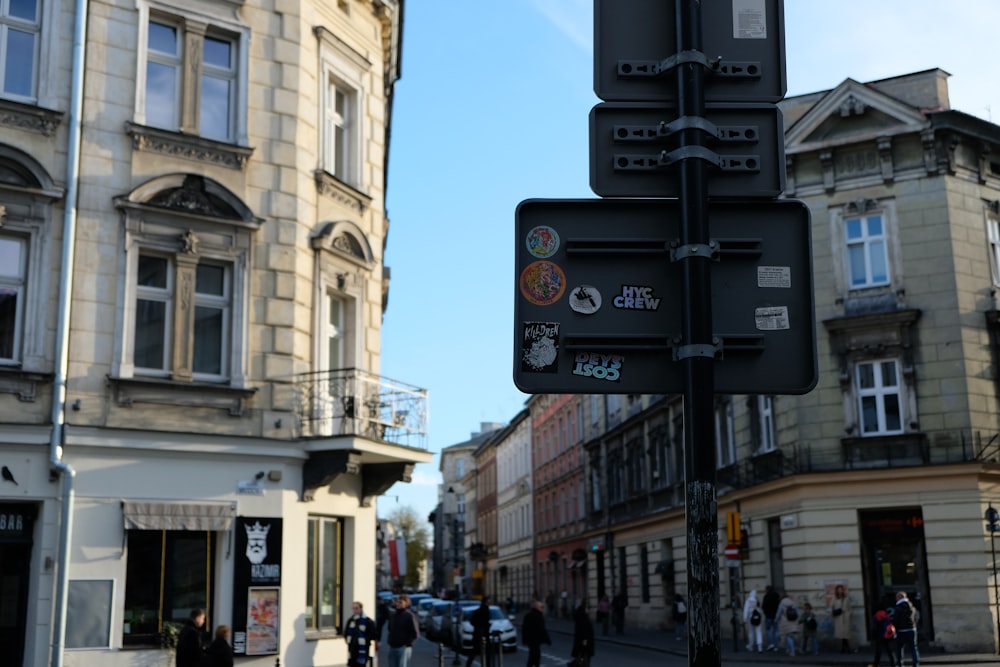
<box><xmin>121</xmin><ymin>501</ymin><xmax>236</xmax><ymax>531</ymax></box>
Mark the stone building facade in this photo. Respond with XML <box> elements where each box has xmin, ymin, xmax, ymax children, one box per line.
<box><xmin>574</xmin><ymin>69</ymin><xmax>1000</xmax><ymax>653</ymax></box>
<box><xmin>0</xmin><ymin>0</ymin><xmax>432</xmax><ymax>664</ymax></box>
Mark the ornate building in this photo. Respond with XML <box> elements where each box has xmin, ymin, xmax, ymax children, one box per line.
<box><xmin>575</xmin><ymin>69</ymin><xmax>1000</xmax><ymax>653</ymax></box>
<box><xmin>0</xmin><ymin>0</ymin><xmax>430</xmax><ymax>664</ymax></box>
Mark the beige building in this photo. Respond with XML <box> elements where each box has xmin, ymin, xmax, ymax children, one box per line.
<box><xmin>573</xmin><ymin>69</ymin><xmax>1000</xmax><ymax>653</ymax></box>
<box><xmin>0</xmin><ymin>0</ymin><xmax>431</xmax><ymax>665</ymax></box>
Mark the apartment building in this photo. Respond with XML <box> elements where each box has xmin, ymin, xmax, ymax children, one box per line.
<box><xmin>0</xmin><ymin>0</ymin><xmax>431</xmax><ymax>664</ymax></box>
<box><xmin>576</xmin><ymin>69</ymin><xmax>1000</xmax><ymax>653</ymax></box>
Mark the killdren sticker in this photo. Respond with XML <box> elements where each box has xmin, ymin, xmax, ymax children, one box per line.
<box><xmin>525</xmin><ymin>225</ymin><xmax>560</xmax><ymax>259</ymax></box>
<box><xmin>521</xmin><ymin>322</ymin><xmax>560</xmax><ymax>373</ymax></box>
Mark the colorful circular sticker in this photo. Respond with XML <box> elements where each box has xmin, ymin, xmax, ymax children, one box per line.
<box><xmin>569</xmin><ymin>284</ymin><xmax>602</xmax><ymax>314</ymax></box>
<box><xmin>519</xmin><ymin>260</ymin><xmax>566</xmax><ymax>306</ymax></box>
<box><xmin>525</xmin><ymin>225</ymin><xmax>560</xmax><ymax>259</ymax></box>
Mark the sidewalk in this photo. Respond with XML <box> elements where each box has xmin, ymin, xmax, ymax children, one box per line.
<box><xmin>538</xmin><ymin>614</ymin><xmax>999</xmax><ymax>666</ymax></box>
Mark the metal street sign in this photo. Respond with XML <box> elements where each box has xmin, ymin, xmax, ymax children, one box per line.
<box><xmin>513</xmin><ymin>198</ymin><xmax>815</xmax><ymax>395</ymax></box>
<box><xmin>590</xmin><ymin>102</ymin><xmax>785</xmax><ymax>198</ymax></box>
<box><xmin>594</xmin><ymin>0</ymin><xmax>786</xmax><ymax>103</ymax></box>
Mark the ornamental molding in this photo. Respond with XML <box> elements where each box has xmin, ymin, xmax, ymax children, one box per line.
<box><xmin>126</xmin><ymin>122</ymin><xmax>254</xmax><ymax>170</ymax></box>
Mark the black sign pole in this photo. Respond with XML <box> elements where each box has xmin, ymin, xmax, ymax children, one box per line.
<box><xmin>675</xmin><ymin>1</ymin><xmax>720</xmax><ymax>666</ymax></box>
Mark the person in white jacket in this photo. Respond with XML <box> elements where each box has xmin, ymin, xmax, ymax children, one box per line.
<box><xmin>743</xmin><ymin>590</ymin><xmax>764</xmax><ymax>653</ymax></box>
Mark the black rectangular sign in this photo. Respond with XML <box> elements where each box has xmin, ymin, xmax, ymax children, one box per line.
<box><xmin>514</xmin><ymin>198</ymin><xmax>816</xmax><ymax>395</ymax></box>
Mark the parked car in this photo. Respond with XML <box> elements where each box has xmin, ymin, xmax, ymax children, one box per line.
<box><xmin>458</xmin><ymin>605</ymin><xmax>517</xmax><ymax>653</ymax></box>
<box><xmin>449</xmin><ymin>600</ymin><xmax>481</xmax><ymax>648</ymax></box>
<box><xmin>428</xmin><ymin>600</ymin><xmax>453</xmax><ymax>641</ymax></box>
<box><xmin>416</xmin><ymin>597</ymin><xmax>438</xmax><ymax>631</ymax></box>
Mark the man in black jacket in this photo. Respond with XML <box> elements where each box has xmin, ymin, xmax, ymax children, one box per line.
<box><xmin>176</xmin><ymin>607</ymin><xmax>207</xmax><ymax>667</ymax></box>
<box><xmin>762</xmin><ymin>585</ymin><xmax>780</xmax><ymax>650</ymax></box>
<box><xmin>466</xmin><ymin>597</ymin><xmax>492</xmax><ymax>667</ymax></box>
<box><xmin>894</xmin><ymin>592</ymin><xmax>919</xmax><ymax>667</ymax></box>
<box><xmin>387</xmin><ymin>595</ymin><xmax>420</xmax><ymax>667</ymax></box>
<box><xmin>521</xmin><ymin>599</ymin><xmax>551</xmax><ymax>667</ymax></box>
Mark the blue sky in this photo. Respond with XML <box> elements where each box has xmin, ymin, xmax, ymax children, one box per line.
<box><xmin>379</xmin><ymin>0</ymin><xmax>1000</xmax><ymax>522</ymax></box>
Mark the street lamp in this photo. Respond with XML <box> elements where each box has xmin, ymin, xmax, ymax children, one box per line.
<box><xmin>985</xmin><ymin>505</ymin><xmax>1000</xmax><ymax>655</ymax></box>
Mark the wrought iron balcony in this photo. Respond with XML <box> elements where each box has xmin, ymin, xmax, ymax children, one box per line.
<box><xmin>295</xmin><ymin>368</ymin><xmax>428</xmax><ymax>449</ymax></box>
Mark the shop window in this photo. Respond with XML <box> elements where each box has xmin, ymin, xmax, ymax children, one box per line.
<box><xmin>123</xmin><ymin>530</ymin><xmax>216</xmax><ymax>646</ymax></box>
<box><xmin>306</xmin><ymin>516</ymin><xmax>343</xmax><ymax>634</ymax></box>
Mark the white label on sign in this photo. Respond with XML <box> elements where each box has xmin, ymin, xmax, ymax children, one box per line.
<box><xmin>732</xmin><ymin>0</ymin><xmax>767</xmax><ymax>39</ymax></box>
<box><xmin>237</xmin><ymin>480</ymin><xmax>265</xmax><ymax>495</ymax></box>
<box><xmin>757</xmin><ymin>266</ymin><xmax>791</xmax><ymax>288</ymax></box>
<box><xmin>755</xmin><ymin>306</ymin><xmax>789</xmax><ymax>330</ymax></box>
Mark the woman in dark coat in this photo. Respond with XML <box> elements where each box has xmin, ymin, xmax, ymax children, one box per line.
<box><xmin>571</xmin><ymin>601</ymin><xmax>595</xmax><ymax>667</ymax></box>
<box><xmin>203</xmin><ymin>625</ymin><xmax>234</xmax><ymax>667</ymax></box>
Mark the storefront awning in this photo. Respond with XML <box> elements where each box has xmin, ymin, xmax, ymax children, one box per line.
<box><xmin>121</xmin><ymin>501</ymin><xmax>236</xmax><ymax>531</ymax></box>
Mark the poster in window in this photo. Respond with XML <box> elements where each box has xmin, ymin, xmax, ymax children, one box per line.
<box><xmin>246</xmin><ymin>587</ymin><xmax>280</xmax><ymax>655</ymax></box>
<box><xmin>232</xmin><ymin>516</ymin><xmax>282</xmax><ymax>655</ymax></box>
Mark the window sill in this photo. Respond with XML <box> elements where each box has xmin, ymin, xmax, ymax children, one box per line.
<box><xmin>125</xmin><ymin>122</ymin><xmax>254</xmax><ymax>170</ymax></box>
<box><xmin>0</xmin><ymin>367</ymin><xmax>53</xmax><ymax>402</ymax></box>
<box><xmin>108</xmin><ymin>375</ymin><xmax>258</xmax><ymax>416</ymax></box>
<box><xmin>0</xmin><ymin>97</ymin><xmax>63</xmax><ymax>136</ymax></box>
<box><xmin>304</xmin><ymin>629</ymin><xmax>342</xmax><ymax>642</ymax></box>
<box><xmin>314</xmin><ymin>170</ymin><xmax>372</xmax><ymax>214</ymax></box>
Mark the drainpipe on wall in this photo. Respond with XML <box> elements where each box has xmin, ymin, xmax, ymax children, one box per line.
<box><xmin>49</xmin><ymin>0</ymin><xmax>89</xmax><ymax>663</ymax></box>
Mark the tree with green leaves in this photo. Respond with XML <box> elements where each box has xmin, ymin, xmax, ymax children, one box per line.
<box><xmin>385</xmin><ymin>505</ymin><xmax>431</xmax><ymax>590</ymax></box>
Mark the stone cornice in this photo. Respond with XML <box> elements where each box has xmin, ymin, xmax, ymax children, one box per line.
<box><xmin>125</xmin><ymin>122</ymin><xmax>254</xmax><ymax>170</ymax></box>
<box><xmin>0</xmin><ymin>98</ymin><xmax>63</xmax><ymax>137</ymax></box>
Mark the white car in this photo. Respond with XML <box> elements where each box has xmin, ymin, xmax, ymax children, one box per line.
<box><xmin>459</xmin><ymin>605</ymin><xmax>517</xmax><ymax>653</ymax></box>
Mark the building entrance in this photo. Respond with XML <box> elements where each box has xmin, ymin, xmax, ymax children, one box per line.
<box><xmin>0</xmin><ymin>504</ymin><xmax>36</xmax><ymax>666</ymax></box>
<box><xmin>859</xmin><ymin>507</ymin><xmax>933</xmax><ymax>641</ymax></box>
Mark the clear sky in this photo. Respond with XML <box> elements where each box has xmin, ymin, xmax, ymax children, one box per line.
<box><xmin>378</xmin><ymin>0</ymin><xmax>1000</xmax><ymax>522</ymax></box>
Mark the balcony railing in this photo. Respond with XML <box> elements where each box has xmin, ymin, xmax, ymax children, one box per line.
<box><xmin>294</xmin><ymin>368</ymin><xmax>428</xmax><ymax>449</ymax></box>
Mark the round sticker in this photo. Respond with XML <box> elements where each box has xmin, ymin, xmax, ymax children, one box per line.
<box><xmin>569</xmin><ymin>285</ymin><xmax>602</xmax><ymax>314</ymax></box>
<box><xmin>519</xmin><ymin>260</ymin><xmax>566</xmax><ymax>306</ymax></box>
<box><xmin>525</xmin><ymin>225</ymin><xmax>560</xmax><ymax>259</ymax></box>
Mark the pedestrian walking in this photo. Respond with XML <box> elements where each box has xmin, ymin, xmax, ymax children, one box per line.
<box><xmin>596</xmin><ymin>595</ymin><xmax>611</xmax><ymax>636</ymax></box>
<box><xmin>343</xmin><ymin>601</ymin><xmax>379</xmax><ymax>667</ymax></box>
<box><xmin>203</xmin><ymin>625</ymin><xmax>234</xmax><ymax>667</ymax></box>
<box><xmin>671</xmin><ymin>593</ymin><xmax>687</xmax><ymax>640</ymax></box>
<box><xmin>611</xmin><ymin>590</ymin><xmax>627</xmax><ymax>636</ymax></box>
<box><xmin>871</xmin><ymin>607</ymin><xmax>897</xmax><ymax>667</ymax></box>
<box><xmin>743</xmin><ymin>589</ymin><xmax>764</xmax><ymax>653</ymax></box>
<box><xmin>466</xmin><ymin>597</ymin><xmax>492</xmax><ymax>667</ymax></box>
<box><xmin>799</xmin><ymin>602</ymin><xmax>819</xmax><ymax>656</ymax></box>
<box><xmin>571</xmin><ymin>601</ymin><xmax>595</xmax><ymax>667</ymax></box>
<box><xmin>762</xmin><ymin>585</ymin><xmax>780</xmax><ymax>650</ymax></box>
<box><xmin>175</xmin><ymin>607</ymin><xmax>207</xmax><ymax>667</ymax></box>
<box><xmin>521</xmin><ymin>599</ymin><xmax>551</xmax><ymax>667</ymax></box>
<box><xmin>831</xmin><ymin>584</ymin><xmax>852</xmax><ymax>653</ymax></box>
<box><xmin>387</xmin><ymin>594</ymin><xmax>420</xmax><ymax>667</ymax></box>
<box><xmin>894</xmin><ymin>591</ymin><xmax>919</xmax><ymax>667</ymax></box>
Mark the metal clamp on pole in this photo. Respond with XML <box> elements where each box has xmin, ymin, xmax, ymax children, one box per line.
<box><xmin>618</xmin><ymin>51</ymin><xmax>761</xmax><ymax>79</ymax></box>
<box><xmin>613</xmin><ymin>146</ymin><xmax>760</xmax><ymax>172</ymax></box>
<box><xmin>670</xmin><ymin>241</ymin><xmax>718</xmax><ymax>261</ymax></box>
<box><xmin>612</xmin><ymin>117</ymin><xmax>759</xmax><ymax>143</ymax></box>
<box><xmin>673</xmin><ymin>340</ymin><xmax>722</xmax><ymax>361</ymax></box>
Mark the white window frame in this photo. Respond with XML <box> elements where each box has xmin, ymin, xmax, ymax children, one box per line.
<box><xmin>305</xmin><ymin>515</ymin><xmax>343</xmax><ymax>634</ymax></box>
<box><xmin>317</xmin><ymin>27</ymin><xmax>369</xmax><ymax>189</ymax></box>
<box><xmin>0</xmin><ymin>234</ymin><xmax>26</xmax><ymax>364</ymax></box>
<box><xmin>830</xmin><ymin>199</ymin><xmax>900</xmax><ymax>296</ymax></box>
<box><xmin>855</xmin><ymin>358</ymin><xmax>904</xmax><ymax>436</ymax></box>
<box><xmin>988</xmin><ymin>210</ymin><xmax>1000</xmax><ymax>287</ymax></box>
<box><xmin>134</xmin><ymin>0</ymin><xmax>249</xmax><ymax>145</ymax></box>
<box><xmin>715</xmin><ymin>397</ymin><xmax>736</xmax><ymax>468</ymax></box>
<box><xmin>115</xmin><ymin>191</ymin><xmax>251</xmax><ymax>387</ymax></box>
<box><xmin>756</xmin><ymin>395</ymin><xmax>776</xmax><ymax>453</ymax></box>
<box><xmin>0</xmin><ymin>0</ymin><xmax>41</xmax><ymax>102</ymax></box>
<box><xmin>845</xmin><ymin>213</ymin><xmax>889</xmax><ymax>288</ymax></box>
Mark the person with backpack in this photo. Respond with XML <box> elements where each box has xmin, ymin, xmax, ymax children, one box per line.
<box><xmin>871</xmin><ymin>607</ymin><xmax>897</xmax><ymax>667</ymax></box>
<box><xmin>776</xmin><ymin>591</ymin><xmax>800</xmax><ymax>656</ymax></box>
<box><xmin>742</xmin><ymin>589</ymin><xmax>764</xmax><ymax>653</ymax></box>
<box><xmin>893</xmin><ymin>591</ymin><xmax>919</xmax><ymax>667</ymax></box>
<box><xmin>799</xmin><ymin>602</ymin><xmax>819</xmax><ymax>656</ymax></box>
<box><xmin>671</xmin><ymin>593</ymin><xmax>687</xmax><ymax>640</ymax></box>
